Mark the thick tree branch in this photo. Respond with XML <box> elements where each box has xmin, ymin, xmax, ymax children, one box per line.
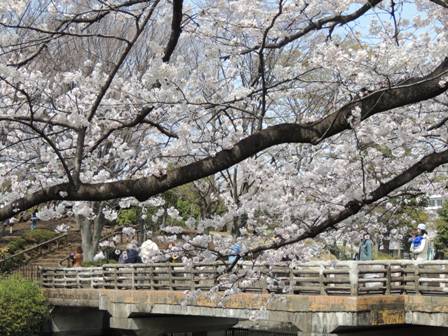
<box><xmin>162</xmin><ymin>0</ymin><xmax>183</xmax><ymax>63</ymax></box>
<box><xmin>248</xmin><ymin>148</ymin><xmax>448</xmax><ymax>255</ymax></box>
<box><xmin>429</xmin><ymin>0</ymin><xmax>448</xmax><ymax>8</ymax></box>
<box><xmin>0</xmin><ymin>57</ymin><xmax>447</xmax><ymax>220</ymax></box>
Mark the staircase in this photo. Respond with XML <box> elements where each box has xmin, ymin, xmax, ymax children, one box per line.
<box><xmin>29</xmin><ymin>226</ymin><xmax>128</xmax><ymax>267</ymax></box>
<box><xmin>7</xmin><ymin>225</ymin><xmax>138</xmax><ymax>271</ymax></box>
<box><xmin>30</xmin><ymin>231</ymin><xmax>81</xmax><ymax>267</ymax></box>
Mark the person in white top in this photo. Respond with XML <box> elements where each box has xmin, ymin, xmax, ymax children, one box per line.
<box><xmin>410</xmin><ymin>223</ymin><xmax>432</xmax><ymax>261</ymax></box>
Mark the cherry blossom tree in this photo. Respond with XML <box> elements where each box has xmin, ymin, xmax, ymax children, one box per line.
<box><xmin>0</xmin><ymin>0</ymin><xmax>448</xmax><ymax>262</ymax></box>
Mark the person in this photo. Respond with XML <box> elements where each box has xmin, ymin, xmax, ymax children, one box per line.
<box><xmin>72</xmin><ymin>246</ymin><xmax>83</xmax><ymax>267</ymax></box>
<box><xmin>119</xmin><ymin>242</ymin><xmax>141</xmax><ymax>264</ymax></box>
<box><xmin>124</xmin><ymin>242</ymin><xmax>141</xmax><ymax>264</ymax></box>
<box><xmin>358</xmin><ymin>233</ymin><xmax>373</xmax><ymax>260</ymax></box>
<box><xmin>410</xmin><ymin>223</ymin><xmax>432</xmax><ymax>261</ymax></box>
<box><xmin>31</xmin><ymin>210</ymin><xmax>38</xmax><ymax>230</ymax></box>
<box><xmin>118</xmin><ymin>249</ymin><xmax>128</xmax><ymax>264</ymax></box>
<box><xmin>8</xmin><ymin>217</ymin><xmax>15</xmax><ymax>234</ymax></box>
<box><xmin>2</xmin><ymin>218</ymin><xmax>8</xmax><ymax>236</ymax></box>
<box><xmin>228</xmin><ymin>242</ymin><xmax>241</xmax><ymax>264</ymax></box>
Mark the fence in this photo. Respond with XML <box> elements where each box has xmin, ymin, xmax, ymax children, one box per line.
<box><xmin>40</xmin><ymin>260</ymin><xmax>448</xmax><ymax>296</ymax></box>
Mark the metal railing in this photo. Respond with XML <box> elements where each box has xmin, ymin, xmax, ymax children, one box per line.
<box><xmin>40</xmin><ymin>260</ymin><xmax>448</xmax><ymax>296</ymax></box>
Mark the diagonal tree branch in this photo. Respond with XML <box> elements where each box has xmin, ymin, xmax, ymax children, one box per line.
<box><xmin>0</xmin><ymin>57</ymin><xmax>447</xmax><ymax>220</ymax></box>
<box><xmin>248</xmin><ymin>147</ymin><xmax>448</xmax><ymax>256</ymax></box>
<box><xmin>429</xmin><ymin>0</ymin><xmax>448</xmax><ymax>8</ymax></box>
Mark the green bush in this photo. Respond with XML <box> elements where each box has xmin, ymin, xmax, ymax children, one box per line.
<box><xmin>6</xmin><ymin>238</ymin><xmax>27</xmax><ymax>254</ymax></box>
<box><xmin>0</xmin><ymin>276</ymin><xmax>49</xmax><ymax>336</ymax></box>
<box><xmin>117</xmin><ymin>208</ymin><xmax>138</xmax><ymax>225</ymax></box>
<box><xmin>0</xmin><ymin>255</ymin><xmax>25</xmax><ymax>274</ymax></box>
<box><xmin>23</xmin><ymin>229</ymin><xmax>57</xmax><ymax>244</ymax></box>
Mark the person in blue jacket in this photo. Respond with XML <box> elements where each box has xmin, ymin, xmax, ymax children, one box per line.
<box><xmin>359</xmin><ymin>233</ymin><xmax>373</xmax><ymax>260</ymax></box>
<box><xmin>228</xmin><ymin>242</ymin><xmax>241</xmax><ymax>264</ymax></box>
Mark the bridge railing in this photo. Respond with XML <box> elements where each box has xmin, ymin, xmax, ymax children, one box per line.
<box><xmin>40</xmin><ymin>260</ymin><xmax>448</xmax><ymax>295</ymax></box>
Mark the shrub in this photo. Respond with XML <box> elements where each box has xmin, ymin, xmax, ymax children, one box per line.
<box><xmin>0</xmin><ymin>276</ymin><xmax>49</xmax><ymax>336</ymax></box>
<box><xmin>0</xmin><ymin>255</ymin><xmax>25</xmax><ymax>274</ymax></box>
<box><xmin>23</xmin><ymin>229</ymin><xmax>57</xmax><ymax>244</ymax></box>
<box><xmin>117</xmin><ymin>208</ymin><xmax>138</xmax><ymax>225</ymax></box>
<box><xmin>6</xmin><ymin>238</ymin><xmax>27</xmax><ymax>254</ymax></box>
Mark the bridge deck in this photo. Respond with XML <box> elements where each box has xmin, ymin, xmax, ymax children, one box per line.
<box><xmin>40</xmin><ymin>261</ymin><xmax>448</xmax><ymax>334</ymax></box>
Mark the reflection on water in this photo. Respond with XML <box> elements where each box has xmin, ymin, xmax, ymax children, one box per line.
<box><xmin>43</xmin><ymin>326</ymin><xmax>448</xmax><ymax>336</ymax></box>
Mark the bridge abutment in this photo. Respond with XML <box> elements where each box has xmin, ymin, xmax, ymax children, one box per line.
<box><xmin>44</xmin><ymin>306</ymin><xmax>108</xmax><ymax>336</ymax></box>
<box><xmin>43</xmin><ymin>288</ymin><xmax>448</xmax><ymax>335</ymax></box>
<box><xmin>105</xmin><ymin>299</ymin><xmax>238</xmax><ymax>336</ymax></box>
<box><xmin>109</xmin><ymin>315</ymin><xmax>237</xmax><ymax>336</ymax></box>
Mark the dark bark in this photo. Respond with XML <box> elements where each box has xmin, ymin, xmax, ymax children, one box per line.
<box><xmin>0</xmin><ymin>57</ymin><xmax>447</xmax><ymax>221</ymax></box>
<box><xmin>162</xmin><ymin>0</ymin><xmax>183</xmax><ymax>63</ymax></box>
<box><xmin>247</xmin><ymin>148</ymin><xmax>448</xmax><ymax>256</ymax></box>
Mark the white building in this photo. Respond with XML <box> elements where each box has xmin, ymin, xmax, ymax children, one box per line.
<box><xmin>426</xmin><ymin>195</ymin><xmax>445</xmax><ymax>211</ymax></box>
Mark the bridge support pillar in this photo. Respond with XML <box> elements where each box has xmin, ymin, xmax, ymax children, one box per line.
<box><xmin>110</xmin><ymin>316</ymin><xmax>234</xmax><ymax>336</ymax></box>
<box><xmin>291</xmin><ymin>312</ymin><xmax>365</xmax><ymax>335</ymax></box>
<box><xmin>106</xmin><ymin>301</ymin><xmax>238</xmax><ymax>336</ymax></box>
<box><xmin>45</xmin><ymin>306</ymin><xmax>108</xmax><ymax>336</ymax></box>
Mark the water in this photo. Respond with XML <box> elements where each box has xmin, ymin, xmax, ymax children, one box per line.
<box><xmin>41</xmin><ymin>326</ymin><xmax>448</xmax><ymax>336</ymax></box>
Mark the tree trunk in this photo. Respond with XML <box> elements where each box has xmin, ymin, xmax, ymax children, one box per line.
<box><xmin>138</xmin><ymin>215</ymin><xmax>144</xmax><ymax>245</ymax></box>
<box><xmin>77</xmin><ymin>202</ymin><xmax>105</xmax><ymax>262</ymax></box>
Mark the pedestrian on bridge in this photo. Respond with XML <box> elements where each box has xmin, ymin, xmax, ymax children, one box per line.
<box><xmin>70</xmin><ymin>246</ymin><xmax>83</xmax><ymax>267</ymax></box>
<box><xmin>358</xmin><ymin>233</ymin><xmax>373</xmax><ymax>261</ymax></box>
<box><xmin>410</xmin><ymin>223</ymin><xmax>433</xmax><ymax>261</ymax></box>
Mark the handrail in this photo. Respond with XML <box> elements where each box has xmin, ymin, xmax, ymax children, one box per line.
<box><xmin>40</xmin><ymin>260</ymin><xmax>448</xmax><ymax>296</ymax></box>
<box><xmin>0</xmin><ymin>233</ymin><xmax>69</xmax><ymax>273</ymax></box>
<box><xmin>0</xmin><ymin>233</ymin><xmax>68</xmax><ymax>263</ymax></box>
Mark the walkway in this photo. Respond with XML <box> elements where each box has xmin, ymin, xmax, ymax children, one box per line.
<box><xmin>40</xmin><ymin>260</ymin><xmax>448</xmax><ymax>295</ymax></box>
<box><xmin>40</xmin><ymin>260</ymin><xmax>448</xmax><ymax>335</ymax></box>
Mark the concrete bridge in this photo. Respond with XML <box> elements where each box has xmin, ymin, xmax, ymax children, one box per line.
<box><xmin>39</xmin><ymin>260</ymin><xmax>448</xmax><ymax>336</ymax></box>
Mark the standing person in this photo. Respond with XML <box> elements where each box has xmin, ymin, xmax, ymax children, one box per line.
<box><xmin>228</xmin><ymin>242</ymin><xmax>241</xmax><ymax>264</ymax></box>
<box><xmin>1</xmin><ymin>218</ymin><xmax>7</xmax><ymax>237</ymax></box>
<box><xmin>31</xmin><ymin>210</ymin><xmax>38</xmax><ymax>230</ymax></box>
<box><xmin>8</xmin><ymin>217</ymin><xmax>15</xmax><ymax>234</ymax></box>
<box><xmin>359</xmin><ymin>233</ymin><xmax>373</xmax><ymax>261</ymax></box>
<box><xmin>410</xmin><ymin>223</ymin><xmax>432</xmax><ymax>261</ymax></box>
<box><xmin>72</xmin><ymin>246</ymin><xmax>83</xmax><ymax>267</ymax></box>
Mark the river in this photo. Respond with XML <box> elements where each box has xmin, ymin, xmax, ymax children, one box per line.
<box><xmin>42</xmin><ymin>325</ymin><xmax>448</xmax><ymax>336</ymax></box>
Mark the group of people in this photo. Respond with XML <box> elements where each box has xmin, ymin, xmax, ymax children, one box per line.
<box><xmin>1</xmin><ymin>210</ymin><xmax>39</xmax><ymax>235</ymax></box>
<box><xmin>354</xmin><ymin>223</ymin><xmax>434</xmax><ymax>261</ymax></box>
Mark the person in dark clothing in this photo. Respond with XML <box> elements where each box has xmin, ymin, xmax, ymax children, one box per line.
<box><xmin>120</xmin><ymin>243</ymin><xmax>141</xmax><ymax>264</ymax></box>
<box><xmin>31</xmin><ymin>211</ymin><xmax>38</xmax><ymax>230</ymax></box>
<box><xmin>124</xmin><ymin>248</ymin><xmax>141</xmax><ymax>263</ymax></box>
